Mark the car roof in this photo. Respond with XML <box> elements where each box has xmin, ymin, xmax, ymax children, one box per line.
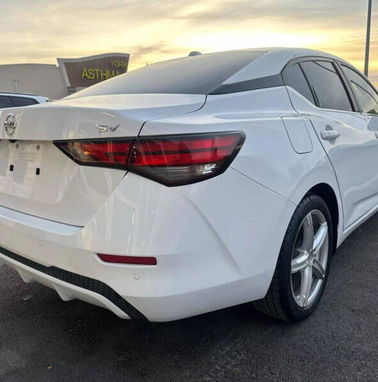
<box><xmin>67</xmin><ymin>47</ymin><xmax>354</xmax><ymax>99</ymax></box>
<box><xmin>218</xmin><ymin>47</ymin><xmax>348</xmax><ymax>84</ymax></box>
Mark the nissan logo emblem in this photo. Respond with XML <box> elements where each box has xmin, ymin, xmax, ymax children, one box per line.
<box><xmin>4</xmin><ymin>113</ymin><xmax>17</xmax><ymax>137</ymax></box>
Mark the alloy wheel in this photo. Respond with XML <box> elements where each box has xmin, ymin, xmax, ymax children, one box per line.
<box><xmin>290</xmin><ymin>209</ymin><xmax>329</xmax><ymax>309</ymax></box>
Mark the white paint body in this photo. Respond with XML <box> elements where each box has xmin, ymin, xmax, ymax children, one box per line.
<box><xmin>0</xmin><ymin>48</ymin><xmax>375</xmax><ymax>321</ymax></box>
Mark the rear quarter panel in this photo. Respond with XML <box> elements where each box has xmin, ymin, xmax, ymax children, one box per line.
<box><xmin>140</xmin><ymin>86</ymin><xmax>343</xmax><ymax>246</ymax></box>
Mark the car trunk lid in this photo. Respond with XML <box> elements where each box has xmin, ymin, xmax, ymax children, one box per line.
<box><xmin>0</xmin><ymin>94</ymin><xmax>205</xmax><ymax>226</ymax></box>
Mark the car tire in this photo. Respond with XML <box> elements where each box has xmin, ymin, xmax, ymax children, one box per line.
<box><xmin>253</xmin><ymin>193</ymin><xmax>334</xmax><ymax>322</ymax></box>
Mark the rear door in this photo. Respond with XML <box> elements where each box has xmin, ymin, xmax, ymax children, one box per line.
<box><xmin>284</xmin><ymin>58</ymin><xmax>378</xmax><ymax>230</ymax></box>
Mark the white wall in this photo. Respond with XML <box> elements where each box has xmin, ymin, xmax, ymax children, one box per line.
<box><xmin>0</xmin><ymin>64</ymin><xmax>68</xmax><ymax>99</ymax></box>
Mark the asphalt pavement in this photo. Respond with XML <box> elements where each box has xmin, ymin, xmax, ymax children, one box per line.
<box><xmin>0</xmin><ymin>214</ymin><xmax>377</xmax><ymax>382</ymax></box>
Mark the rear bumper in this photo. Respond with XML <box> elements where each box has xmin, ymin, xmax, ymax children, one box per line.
<box><xmin>0</xmin><ymin>246</ymin><xmax>145</xmax><ymax>320</ymax></box>
<box><xmin>0</xmin><ymin>169</ymin><xmax>296</xmax><ymax>322</ymax></box>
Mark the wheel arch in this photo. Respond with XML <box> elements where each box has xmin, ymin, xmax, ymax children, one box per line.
<box><xmin>306</xmin><ymin>183</ymin><xmax>340</xmax><ymax>254</ymax></box>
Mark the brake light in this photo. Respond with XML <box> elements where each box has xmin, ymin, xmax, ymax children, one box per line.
<box><xmin>55</xmin><ymin>132</ymin><xmax>245</xmax><ymax>186</ymax></box>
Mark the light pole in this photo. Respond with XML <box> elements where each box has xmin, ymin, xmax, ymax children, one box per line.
<box><xmin>364</xmin><ymin>0</ymin><xmax>373</xmax><ymax>76</ymax></box>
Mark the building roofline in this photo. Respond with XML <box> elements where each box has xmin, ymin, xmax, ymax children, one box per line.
<box><xmin>0</xmin><ymin>63</ymin><xmax>58</xmax><ymax>68</ymax></box>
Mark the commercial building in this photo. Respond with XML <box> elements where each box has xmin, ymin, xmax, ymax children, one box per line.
<box><xmin>0</xmin><ymin>53</ymin><xmax>130</xmax><ymax>99</ymax></box>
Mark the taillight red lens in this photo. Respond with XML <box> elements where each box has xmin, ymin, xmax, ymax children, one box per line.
<box><xmin>55</xmin><ymin>132</ymin><xmax>245</xmax><ymax>186</ymax></box>
<box><xmin>56</xmin><ymin>140</ymin><xmax>133</xmax><ymax>169</ymax></box>
<box><xmin>128</xmin><ymin>132</ymin><xmax>245</xmax><ymax>185</ymax></box>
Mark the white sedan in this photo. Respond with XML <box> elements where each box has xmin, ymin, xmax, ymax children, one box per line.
<box><xmin>0</xmin><ymin>48</ymin><xmax>376</xmax><ymax>322</ymax></box>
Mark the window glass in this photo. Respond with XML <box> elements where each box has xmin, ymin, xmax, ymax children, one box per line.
<box><xmin>341</xmin><ymin>65</ymin><xmax>378</xmax><ymax>115</ymax></box>
<box><xmin>11</xmin><ymin>97</ymin><xmax>38</xmax><ymax>107</ymax></box>
<box><xmin>69</xmin><ymin>51</ymin><xmax>266</xmax><ymax>97</ymax></box>
<box><xmin>282</xmin><ymin>63</ymin><xmax>315</xmax><ymax>104</ymax></box>
<box><xmin>300</xmin><ymin>61</ymin><xmax>352</xmax><ymax>111</ymax></box>
<box><xmin>0</xmin><ymin>96</ymin><xmax>12</xmax><ymax>108</ymax></box>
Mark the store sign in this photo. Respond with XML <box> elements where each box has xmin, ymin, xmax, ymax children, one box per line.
<box><xmin>57</xmin><ymin>53</ymin><xmax>130</xmax><ymax>88</ymax></box>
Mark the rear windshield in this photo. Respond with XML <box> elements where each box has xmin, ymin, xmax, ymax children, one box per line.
<box><xmin>70</xmin><ymin>50</ymin><xmax>265</xmax><ymax>97</ymax></box>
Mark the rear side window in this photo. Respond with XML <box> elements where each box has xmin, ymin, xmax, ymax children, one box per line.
<box><xmin>341</xmin><ymin>65</ymin><xmax>378</xmax><ymax>115</ymax></box>
<box><xmin>282</xmin><ymin>63</ymin><xmax>315</xmax><ymax>104</ymax></box>
<box><xmin>11</xmin><ymin>96</ymin><xmax>38</xmax><ymax>107</ymax></box>
<box><xmin>300</xmin><ymin>61</ymin><xmax>352</xmax><ymax>112</ymax></box>
<box><xmin>0</xmin><ymin>96</ymin><xmax>12</xmax><ymax>108</ymax></box>
<box><xmin>69</xmin><ymin>51</ymin><xmax>266</xmax><ymax>97</ymax></box>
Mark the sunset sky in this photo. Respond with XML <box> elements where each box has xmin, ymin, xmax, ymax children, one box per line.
<box><xmin>0</xmin><ymin>0</ymin><xmax>376</xmax><ymax>78</ymax></box>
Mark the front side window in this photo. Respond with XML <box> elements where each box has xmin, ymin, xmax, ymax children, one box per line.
<box><xmin>300</xmin><ymin>61</ymin><xmax>352</xmax><ymax>112</ymax></box>
<box><xmin>282</xmin><ymin>63</ymin><xmax>315</xmax><ymax>104</ymax></box>
<box><xmin>341</xmin><ymin>65</ymin><xmax>378</xmax><ymax>115</ymax></box>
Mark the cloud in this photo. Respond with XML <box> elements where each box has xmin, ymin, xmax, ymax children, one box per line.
<box><xmin>173</xmin><ymin>0</ymin><xmax>365</xmax><ymax>29</ymax></box>
<box><xmin>0</xmin><ymin>0</ymin><xmax>375</xmax><ymax>76</ymax></box>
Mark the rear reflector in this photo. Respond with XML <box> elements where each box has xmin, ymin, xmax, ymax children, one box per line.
<box><xmin>55</xmin><ymin>131</ymin><xmax>245</xmax><ymax>186</ymax></box>
<box><xmin>98</xmin><ymin>254</ymin><xmax>157</xmax><ymax>266</ymax></box>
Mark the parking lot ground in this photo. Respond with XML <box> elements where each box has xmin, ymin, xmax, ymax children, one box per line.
<box><xmin>0</xmin><ymin>214</ymin><xmax>377</xmax><ymax>382</ymax></box>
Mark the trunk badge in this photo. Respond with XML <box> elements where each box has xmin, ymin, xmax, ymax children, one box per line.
<box><xmin>96</xmin><ymin>123</ymin><xmax>119</xmax><ymax>133</ymax></box>
<box><xmin>4</xmin><ymin>113</ymin><xmax>17</xmax><ymax>137</ymax></box>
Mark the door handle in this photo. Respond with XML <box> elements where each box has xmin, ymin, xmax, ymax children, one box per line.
<box><xmin>320</xmin><ymin>130</ymin><xmax>340</xmax><ymax>141</ymax></box>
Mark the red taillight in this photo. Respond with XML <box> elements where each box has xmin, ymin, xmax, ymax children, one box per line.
<box><xmin>55</xmin><ymin>132</ymin><xmax>245</xmax><ymax>186</ymax></box>
<box><xmin>97</xmin><ymin>254</ymin><xmax>157</xmax><ymax>266</ymax></box>
<box><xmin>128</xmin><ymin>132</ymin><xmax>245</xmax><ymax>185</ymax></box>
